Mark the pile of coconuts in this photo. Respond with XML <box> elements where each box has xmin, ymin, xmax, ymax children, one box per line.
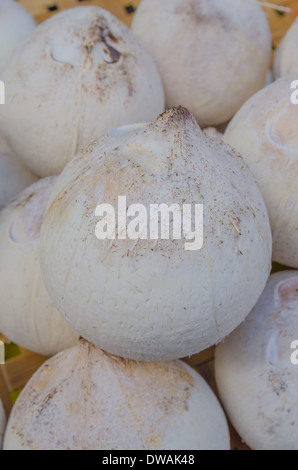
<box><xmin>0</xmin><ymin>0</ymin><xmax>297</xmax><ymax>451</ymax></box>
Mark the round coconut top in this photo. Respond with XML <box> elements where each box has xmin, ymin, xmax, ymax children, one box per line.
<box><xmin>40</xmin><ymin>107</ymin><xmax>271</xmax><ymax>361</ymax></box>
<box><xmin>4</xmin><ymin>340</ymin><xmax>230</xmax><ymax>450</ymax></box>
<box><xmin>131</xmin><ymin>0</ymin><xmax>271</xmax><ymax>127</ymax></box>
<box><xmin>0</xmin><ymin>5</ymin><xmax>164</xmax><ymax>177</ymax></box>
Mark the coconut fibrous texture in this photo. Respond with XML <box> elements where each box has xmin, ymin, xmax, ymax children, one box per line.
<box><xmin>131</xmin><ymin>0</ymin><xmax>271</xmax><ymax>128</ymax></box>
<box><xmin>0</xmin><ymin>0</ymin><xmax>36</xmax><ymax>72</ymax></box>
<box><xmin>0</xmin><ymin>400</ymin><xmax>6</xmax><ymax>450</ymax></box>
<box><xmin>224</xmin><ymin>76</ymin><xmax>298</xmax><ymax>268</ymax></box>
<box><xmin>0</xmin><ymin>6</ymin><xmax>165</xmax><ymax>177</ymax></box>
<box><xmin>0</xmin><ymin>137</ymin><xmax>37</xmax><ymax>207</ymax></box>
<box><xmin>3</xmin><ymin>340</ymin><xmax>230</xmax><ymax>450</ymax></box>
<box><xmin>274</xmin><ymin>18</ymin><xmax>298</xmax><ymax>78</ymax></box>
<box><xmin>0</xmin><ymin>177</ymin><xmax>79</xmax><ymax>356</ymax></box>
<box><xmin>215</xmin><ymin>271</ymin><xmax>298</xmax><ymax>450</ymax></box>
<box><xmin>40</xmin><ymin>107</ymin><xmax>272</xmax><ymax>362</ymax></box>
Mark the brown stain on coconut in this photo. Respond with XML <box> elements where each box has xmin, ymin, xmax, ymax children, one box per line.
<box><xmin>267</xmin><ymin>370</ymin><xmax>290</xmax><ymax>397</ymax></box>
<box><xmin>174</xmin><ymin>0</ymin><xmax>231</xmax><ymax>30</ymax></box>
<box><xmin>7</xmin><ymin>178</ymin><xmax>56</xmax><ymax>243</ymax></box>
<box><xmin>80</xmin><ymin>16</ymin><xmax>136</xmax><ymax>100</ymax></box>
<box><xmin>277</xmin><ymin>278</ymin><xmax>298</xmax><ymax>305</ymax></box>
<box><xmin>46</xmin><ymin>13</ymin><xmax>137</xmax><ymax>102</ymax></box>
<box><xmin>83</xmin><ymin>17</ymin><xmax>122</xmax><ymax>64</ymax></box>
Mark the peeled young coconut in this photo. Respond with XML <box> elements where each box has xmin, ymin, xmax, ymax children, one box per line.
<box><xmin>0</xmin><ymin>6</ymin><xmax>165</xmax><ymax>177</ymax></box>
<box><xmin>224</xmin><ymin>76</ymin><xmax>298</xmax><ymax>268</ymax></box>
<box><xmin>215</xmin><ymin>271</ymin><xmax>298</xmax><ymax>450</ymax></box>
<box><xmin>3</xmin><ymin>340</ymin><xmax>230</xmax><ymax>450</ymax></box>
<box><xmin>0</xmin><ymin>137</ymin><xmax>37</xmax><ymax>207</ymax></box>
<box><xmin>0</xmin><ymin>177</ymin><xmax>79</xmax><ymax>356</ymax></box>
<box><xmin>132</xmin><ymin>0</ymin><xmax>271</xmax><ymax>127</ymax></box>
<box><xmin>0</xmin><ymin>0</ymin><xmax>36</xmax><ymax>72</ymax></box>
<box><xmin>40</xmin><ymin>107</ymin><xmax>272</xmax><ymax>362</ymax></box>
<box><xmin>274</xmin><ymin>18</ymin><xmax>298</xmax><ymax>78</ymax></box>
<box><xmin>0</xmin><ymin>400</ymin><xmax>6</xmax><ymax>450</ymax></box>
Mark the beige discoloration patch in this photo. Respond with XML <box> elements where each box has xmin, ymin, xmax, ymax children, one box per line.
<box><xmin>175</xmin><ymin>0</ymin><xmax>231</xmax><ymax>30</ymax></box>
<box><xmin>270</xmin><ymin>105</ymin><xmax>298</xmax><ymax>148</ymax></box>
<box><xmin>8</xmin><ymin>177</ymin><xmax>56</xmax><ymax>243</ymax></box>
<box><xmin>277</xmin><ymin>278</ymin><xmax>298</xmax><ymax>306</ymax></box>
